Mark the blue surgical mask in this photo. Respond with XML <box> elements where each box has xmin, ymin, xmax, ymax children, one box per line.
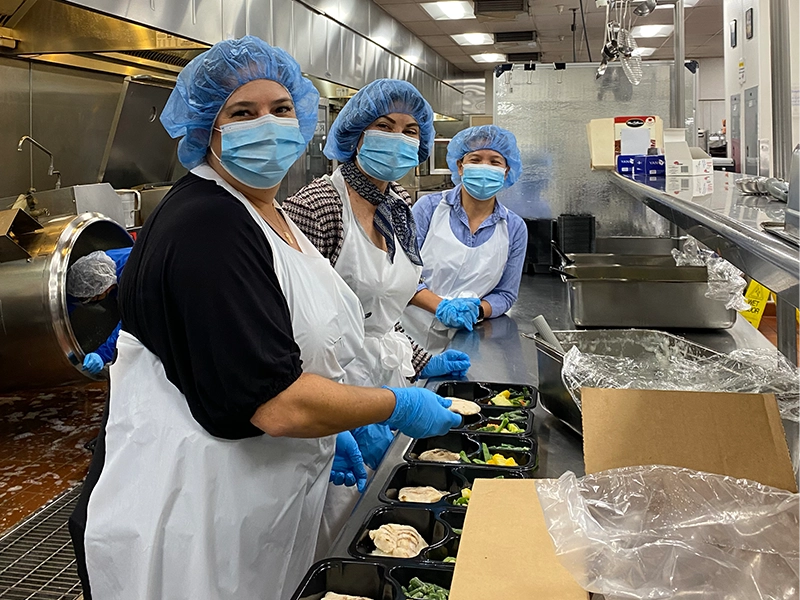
<box><xmin>213</xmin><ymin>114</ymin><xmax>307</xmax><ymax>189</ymax></box>
<box><xmin>461</xmin><ymin>164</ymin><xmax>507</xmax><ymax>201</ymax></box>
<box><xmin>356</xmin><ymin>130</ymin><xmax>420</xmax><ymax>182</ymax></box>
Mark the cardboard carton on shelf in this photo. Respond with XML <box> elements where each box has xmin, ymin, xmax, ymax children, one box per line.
<box><xmin>587</xmin><ymin>115</ymin><xmax>664</xmax><ymax>170</ymax></box>
<box><xmin>450</xmin><ymin>388</ymin><xmax>796</xmax><ymax>599</ymax></box>
<box><xmin>664</xmin><ymin>128</ymin><xmax>713</xmax><ymax>176</ymax></box>
<box><xmin>666</xmin><ymin>174</ymin><xmax>714</xmax><ymax>198</ymax></box>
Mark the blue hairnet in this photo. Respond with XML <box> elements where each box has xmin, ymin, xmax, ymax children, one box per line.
<box><xmin>447</xmin><ymin>125</ymin><xmax>523</xmax><ymax>188</ymax></box>
<box><xmin>161</xmin><ymin>36</ymin><xmax>320</xmax><ymax>169</ymax></box>
<box><xmin>325</xmin><ymin>79</ymin><xmax>435</xmax><ymax>163</ymax></box>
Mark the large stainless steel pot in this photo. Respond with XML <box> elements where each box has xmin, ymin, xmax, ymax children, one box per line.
<box><xmin>0</xmin><ymin>213</ymin><xmax>133</xmax><ymax>392</ymax></box>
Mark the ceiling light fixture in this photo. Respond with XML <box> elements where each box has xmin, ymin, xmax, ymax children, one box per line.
<box><xmin>631</xmin><ymin>24</ymin><xmax>674</xmax><ymax>37</ymax></box>
<box><xmin>451</xmin><ymin>32</ymin><xmax>494</xmax><ymax>45</ymax></box>
<box><xmin>632</xmin><ymin>47</ymin><xmax>656</xmax><ymax>56</ymax></box>
<box><xmin>471</xmin><ymin>52</ymin><xmax>507</xmax><ymax>63</ymax></box>
<box><xmin>421</xmin><ymin>1</ymin><xmax>476</xmax><ymax>20</ymax></box>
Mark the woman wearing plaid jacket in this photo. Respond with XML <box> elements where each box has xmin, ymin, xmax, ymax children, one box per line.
<box><xmin>284</xmin><ymin>79</ymin><xmax>472</xmax><ymax>553</ymax></box>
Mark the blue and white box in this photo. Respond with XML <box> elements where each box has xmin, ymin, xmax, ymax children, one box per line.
<box><xmin>616</xmin><ymin>155</ymin><xmax>636</xmax><ymax>174</ymax></box>
<box><xmin>633</xmin><ymin>155</ymin><xmax>666</xmax><ymax>176</ymax></box>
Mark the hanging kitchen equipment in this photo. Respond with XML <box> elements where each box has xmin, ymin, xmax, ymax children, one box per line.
<box><xmin>633</xmin><ymin>0</ymin><xmax>656</xmax><ymax>16</ymax></box>
<box><xmin>618</xmin><ymin>28</ymin><xmax>643</xmax><ymax>84</ymax></box>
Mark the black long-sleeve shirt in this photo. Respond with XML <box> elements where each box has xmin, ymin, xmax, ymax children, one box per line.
<box><xmin>119</xmin><ymin>173</ymin><xmax>302</xmax><ymax>439</ymax></box>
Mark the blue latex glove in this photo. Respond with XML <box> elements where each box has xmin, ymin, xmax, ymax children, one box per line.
<box><xmin>330</xmin><ymin>431</ymin><xmax>368</xmax><ymax>492</ymax></box>
<box><xmin>351</xmin><ymin>423</ymin><xmax>395</xmax><ymax>470</ymax></box>
<box><xmin>383</xmin><ymin>386</ymin><xmax>462</xmax><ymax>439</ymax></box>
<box><xmin>82</xmin><ymin>353</ymin><xmax>104</xmax><ymax>375</ymax></box>
<box><xmin>420</xmin><ymin>350</ymin><xmax>471</xmax><ymax>379</ymax></box>
<box><xmin>435</xmin><ymin>298</ymin><xmax>481</xmax><ymax>331</ymax></box>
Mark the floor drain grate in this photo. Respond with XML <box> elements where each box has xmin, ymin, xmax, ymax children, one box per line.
<box><xmin>0</xmin><ymin>486</ymin><xmax>83</xmax><ymax>599</ymax></box>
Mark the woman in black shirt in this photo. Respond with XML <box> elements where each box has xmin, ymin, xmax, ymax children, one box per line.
<box><xmin>69</xmin><ymin>36</ymin><xmax>459</xmax><ymax>600</ymax></box>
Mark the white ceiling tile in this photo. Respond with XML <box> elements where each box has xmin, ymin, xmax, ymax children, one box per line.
<box><xmin>404</xmin><ymin>20</ymin><xmax>445</xmax><ymax>35</ymax></box>
<box><xmin>380</xmin><ymin>3</ymin><xmax>431</xmax><ymax>22</ymax></box>
<box><xmin>420</xmin><ymin>34</ymin><xmax>457</xmax><ymax>47</ymax></box>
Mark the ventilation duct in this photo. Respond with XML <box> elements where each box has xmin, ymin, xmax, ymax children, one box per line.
<box><xmin>507</xmin><ymin>52</ymin><xmax>541</xmax><ymax>62</ymax></box>
<box><xmin>495</xmin><ymin>31</ymin><xmax>537</xmax><ymax>44</ymax></box>
<box><xmin>474</xmin><ymin>0</ymin><xmax>528</xmax><ymax>21</ymax></box>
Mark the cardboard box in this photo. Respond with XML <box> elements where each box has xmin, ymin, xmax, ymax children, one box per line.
<box><xmin>587</xmin><ymin>116</ymin><xmax>664</xmax><ymax>170</ymax></box>
<box><xmin>616</xmin><ymin>154</ymin><xmax>636</xmax><ymax>174</ymax></box>
<box><xmin>664</xmin><ymin>128</ymin><xmax>713</xmax><ymax>176</ymax></box>
<box><xmin>665</xmin><ymin>175</ymin><xmax>714</xmax><ymax>198</ymax></box>
<box><xmin>634</xmin><ymin>155</ymin><xmax>666</xmax><ymax>176</ymax></box>
<box><xmin>450</xmin><ymin>479</ymin><xmax>588</xmax><ymax>600</ymax></box>
<box><xmin>581</xmin><ymin>387</ymin><xmax>797</xmax><ymax>492</ymax></box>
<box><xmin>451</xmin><ymin>387</ymin><xmax>796</xmax><ymax>600</ymax></box>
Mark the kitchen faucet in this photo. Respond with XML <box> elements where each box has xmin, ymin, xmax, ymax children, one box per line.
<box><xmin>17</xmin><ymin>136</ymin><xmax>62</xmax><ymax>189</ymax></box>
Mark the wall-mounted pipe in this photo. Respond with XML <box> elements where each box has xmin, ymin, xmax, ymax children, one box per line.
<box><xmin>0</xmin><ymin>212</ymin><xmax>133</xmax><ymax>392</ymax></box>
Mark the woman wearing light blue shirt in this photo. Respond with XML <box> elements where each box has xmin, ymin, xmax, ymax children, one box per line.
<box><xmin>402</xmin><ymin>125</ymin><xmax>526</xmax><ymax>353</ymax></box>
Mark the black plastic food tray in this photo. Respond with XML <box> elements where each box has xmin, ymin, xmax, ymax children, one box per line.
<box><xmin>454</xmin><ymin>404</ymin><xmax>534</xmax><ymax>437</ymax></box>
<box><xmin>348</xmin><ymin>506</ymin><xmax>464</xmax><ymax>566</ymax></box>
<box><xmin>435</xmin><ymin>381</ymin><xmax>537</xmax><ymax>410</ymax></box>
<box><xmin>290</xmin><ymin>558</ymin><xmax>454</xmax><ymax>600</ymax></box>
<box><xmin>379</xmin><ymin>463</ymin><xmax>528</xmax><ymax>509</ymax></box>
<box><xmin>404</xmin><ymin>432</ymin><xmax>537</xmax><ymax>473</ymax></box>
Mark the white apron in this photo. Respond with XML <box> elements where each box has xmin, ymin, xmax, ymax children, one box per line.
<box><xmin>316</xmin><ymin>169</ymin><xmax>422</xmax><ymax>558</ymax></box>
<box><xmin>401</xmin><ymin>194</ymin><xmax>509</xmax><ymax>355</ymax></box>
<box><xmin>83</xmin><ymin>164</ymin><xmax>365</xmax><ymax>600</ymax></box>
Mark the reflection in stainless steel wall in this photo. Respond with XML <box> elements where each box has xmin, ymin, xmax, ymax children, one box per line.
<box><xmin>495</xmin><ymin>63</ymin><xmax>696</xmax><ymax>236</ymax></box>
<box><xmin>0</xmin><ymin>57</ymin><xmax>31</xmax><ymax>200</ymax></box>
<box><xmin>68</xmin><ymin>0</ymin><xmax>465</xmax><ymax>117</ymax></box>
<box><xmin>30</xmin><ymin>63</ymin><xmax>122</xmax><ymax>194</ymax></box>
<box><xmin>0</xmin><ymin>58</ymin><xmax>124</xmax><ymax>200</ymax></box>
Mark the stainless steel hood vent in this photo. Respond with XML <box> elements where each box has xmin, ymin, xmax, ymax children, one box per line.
<box><xmin>1</xmin><ymin>0</ymin><xmax>206</xmax><ymax>76</ymax></box>
<box><xmin>0</xmin><ymin>0</ymin><xmax>37</xmax><ymax>27</ymax></box>
<box><xmin>120</xmin><ymin>50</ymin><xmax>193</xmax><ymax>68</ymax></box>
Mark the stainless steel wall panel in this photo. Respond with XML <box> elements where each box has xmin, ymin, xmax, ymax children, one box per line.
<box><xmin>494</xmin><ymin>63</ymin><xmax>684</xmax><ymax>234</ymax></box>
<box><xmin>71</xmin><ymin>0</ymin><xmax>223</xmax><ymax>45</ymax></box>
<box><xmin>390</xmin><ymin>25</ymin><xmax>412</xmax><ymax>61</ymax></box>
<box><xmin>374</xmin><ymin>48</ymin><xmax>390</xmax><ymax>81</ymax></box>
<box><xmin>246</xmin><ymin>0</ymin><xmax>274</xmax><ymax>46</ymax></box>
<box><xmin>311</xmin><ymin>0</ymin><xmax>340</xmax><ymax>19</ymax></box>
<box><xmin>291</xmin><ymin>2</ymin><xmax>312</xmax><ymax>72</ymax></box>
<box><xmin>271</xmin><ymin>0</ymin><xmax>292</xmax><ymax>51</ymax></box>
<box><xmin>309</xmin><ymin>12</ymin><xmax>328</xmax><ymax>77</ymax></box>
<box><xmin>326</xmin><ymin>22</ymin><xmax>343</xmax><ymax>84</ymax></box>
<box><xmin>368</xmin><ymin>2</ymin><xmax>394</xmax><ymax>49</ymax></box>
<box><xmin>338</xmin><ymin>0</ymin><xmax>369</xmax><ymax>38</ymax></box>
<box><xmin>341</xmin><ymin>30</ymin><xmax>366</xmax><ymax>88</ymax></box>
<box><xmin>0</xmin><ymin>57</ymin><xmax>32</xmax><ymax>199</ymax></box>
<box><xmin>222</xmin><ymin>0</ymin><xmax>247</xmax><ymax>40</ymax></box>
<box><xmin>363</xmin><ymin>41</ymin><xmax>378</xmax><ymax>84</ymax></box>
<box><xmin>30</xmin><ymin>63</ymin><xmax>123</xmax><ymax>193</ymax></box>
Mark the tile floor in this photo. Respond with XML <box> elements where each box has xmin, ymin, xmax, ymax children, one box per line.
<box><xmin>0</xmin><ymin>384</ymin><xmax>106</xmax><ymax>534</ymax></box>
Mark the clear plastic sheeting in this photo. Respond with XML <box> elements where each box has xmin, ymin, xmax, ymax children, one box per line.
<box><xmin>672</xmin><ymin>237</ymin><xmax>750</xmax><ymax>311</ymax></box>
<box><xmin>536</xmin><ymin>465</ymin><xmax>800</xmax><ymax>600</ymax></box>
<box><xmin>562</xmin><ymin>343</ymin><xmax>800</xmax><ymax>421</ymax></box>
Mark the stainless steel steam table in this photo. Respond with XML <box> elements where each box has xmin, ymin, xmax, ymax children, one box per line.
<box><xmin>328</xmin><ymin>274</ymin><xmax>779</xmax><ymax>558</ymax></box>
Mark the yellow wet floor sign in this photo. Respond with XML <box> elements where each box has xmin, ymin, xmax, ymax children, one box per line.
<box><xmin>740</xmin><ymin>280</ymin><xmax>771</xmax><ymax>328</ymax></box>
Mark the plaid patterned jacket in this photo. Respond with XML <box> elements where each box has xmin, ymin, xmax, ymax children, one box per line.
<box><xmin>283</xmin><ymin>176</ymin><xmax>432</xmax><ymax>376</ymax></box>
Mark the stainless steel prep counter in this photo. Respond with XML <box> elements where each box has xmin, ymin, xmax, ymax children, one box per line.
<box><xmin>610</xmin><ymin>172</ymin><xmax>799</xmax><ymax>305</ymax></box>
<box><xmin>327</xmin><ymin>273</ymin><xmax>781</xmax><ymax>558</ymax></box>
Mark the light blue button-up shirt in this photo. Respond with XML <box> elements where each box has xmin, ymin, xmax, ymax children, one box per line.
<box><xmin>412</xmin><ymin>185</ymin><xmax>527</xmax><ymax>318</ymax></box>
